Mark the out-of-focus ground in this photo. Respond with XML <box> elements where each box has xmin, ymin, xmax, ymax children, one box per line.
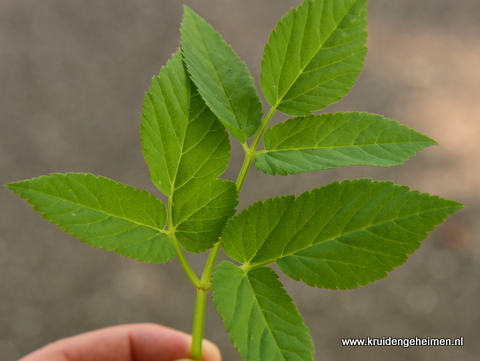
<box><xmin>1</xmin><ymin>1</ymin><xmax>479</xmax><ymax>360</ymax></box>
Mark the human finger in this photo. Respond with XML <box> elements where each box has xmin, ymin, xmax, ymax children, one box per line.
<box><xmin>18</xmin><ymin>323</ymin><xmax>221</xmax><ymax>361</ymax></box>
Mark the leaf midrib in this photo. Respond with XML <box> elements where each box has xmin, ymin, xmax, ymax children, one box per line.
<box><xmin>262</xmin><ymin>139</ymin><xmax>434</xmax><ymax>153</ymax></box>
<box><xmin>244</xmin><ymin>271</ymin><xmax>302</xmax><ymax>360</ymax></box>
<box><xmin>16</xmin><ymin>184</ymin><xmax>169</xmax><ymax>235</ymax></box>
<box><xmin>249</xmin><ymin>203</ymin><xmax>458</xmax><ymax>267</ymax></box>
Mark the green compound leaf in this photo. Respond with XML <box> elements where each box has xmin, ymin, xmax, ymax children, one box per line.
<box><xmin>212</xmin><ymin>261</ymin><xmax>313</xmax><ymax>361</ymax></box>
<box><xmin>261</xmin><ymin>0</ymin><xmax>367</xmax><ymax>116</ymax></box>
<box><xmin>222</xmin><ymin>179</ymin><xmax>463</xmax><ymax>289</ymax></box>
<box><xmin>181</xmin><ymin>6</ymin><xmax>263</xmax><ymax>142</ymax></box>
<box><xmin>141</xmin><ymin>49</ymin><xmax>230</xmax><ymax>197</ymax></box>
<box><xmin>255</xmin><ymin>112</ymin><xmax>437</xmax><ymax>175</ymax></box>
<box><xmin>173</xmin><ymin>179</ymin><xmax>238</xmax><ymax>253</ymax></box>
<box><xmin>6</xmin><ymin>173</ymin><xmax>175</xmax><ymax>264</ymax></box>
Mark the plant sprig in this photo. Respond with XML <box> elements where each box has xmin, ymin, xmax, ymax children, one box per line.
<box><xmin>6</xmin><ymin>1</ymin><xmax>463</xmax><ymax>360</ymax></box>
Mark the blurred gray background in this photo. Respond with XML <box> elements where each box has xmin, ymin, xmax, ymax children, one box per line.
<box><xmin>1</xmin><ymin>1</ymin><xmax>479</xmax><ymax>360</ymax></box>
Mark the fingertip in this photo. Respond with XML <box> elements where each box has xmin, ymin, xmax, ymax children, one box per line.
<box><xmin>172</xmin><ymin>339</ymin><xmax>221</xmax><ymax>361</ymax></box>
<box><xmin>200</xmin><ymin>338</ymin><xmax>222</xmax><ymax>361</ymax></box>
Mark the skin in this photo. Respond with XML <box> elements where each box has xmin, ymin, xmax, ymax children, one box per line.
<box><xmin>18</xmin><ymin>323</ymin><xmax>221</xmax><ymax>361</ymax></box>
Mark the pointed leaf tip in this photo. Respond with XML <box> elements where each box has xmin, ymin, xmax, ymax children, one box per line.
<box><xmin>222</xmin><ymin>178</ymin><xmax>463</xmax><ymax>289</ymax></box>
<box><xmin>7</xmin><ymin>173</ymin><xmax>175</xmax><ymax>264</ymax></box>
<box><xmin>181</xmin><ymin>6</ymin><xmax>263</xmax><ymax>141</ymax></box>
<box><xmin>255</xmin><ymin>112</ymin><xmax>437</xmax><ymax>175</ymax></box>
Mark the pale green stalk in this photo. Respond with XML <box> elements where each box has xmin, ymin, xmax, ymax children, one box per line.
<box><xmin>168</xmin><ymin>197</ymin><xmax>201</xmax><ymax>288</ymax></box>
<box><xmin>190</xmin><ymin>288</ymin><xmax>207</xmax><ymax>360</ymax></box>
<box><xmin>189</xmin><ymin>239</ymin><xmax>220</xmax><ymax>359</ymax></box>
<box><xmin>235</xmin><ymin>105</ymin><xmax>278</xmax><ymax>193</ymax></box>
<box><xmin>188</xmin><ymin>104</ymin><xmax>278</xmax><ymax>359</ymax></box>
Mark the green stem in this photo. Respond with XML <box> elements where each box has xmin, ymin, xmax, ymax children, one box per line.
<box><xmin>188</xmin><ymin>104</ymin><xmax>279</xmax><ymax>359</ymax></box>
<box><xmin>201</xmin><ymin>241</ymin><xmax>221</xmax><ymax>289</ymax></box>
<box><xmin>251</xmin><ymin>104</ymin><xmax>278</xmax><ymax>153</ymax></box>
<box><xmin>236</xmin><ymin>151</ymin><xmax>255</xmax><ymax>193</ymax></box>
<box><xmin>188</xmin><ymin>240</ymin><xmax>219</xmax><ymax>360</ymax></box>
<box><xmin>171</xmin><ymin>233</ymin><xmax>200</xmax><ymax>288</ymax></box>
<box><xmin>168</xmin><ymin>196</ymin><xmax>200</xmax><ymax>289</ymax></box>
<box><xmin>190</xmin><ymin>287</ymin><xmax>207</xmax><ymax>360</ymax></box>
<box><xmin>236</xmin><ymin>105</ymin><xmax>278</xmax><ymax>193</ymax></box>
